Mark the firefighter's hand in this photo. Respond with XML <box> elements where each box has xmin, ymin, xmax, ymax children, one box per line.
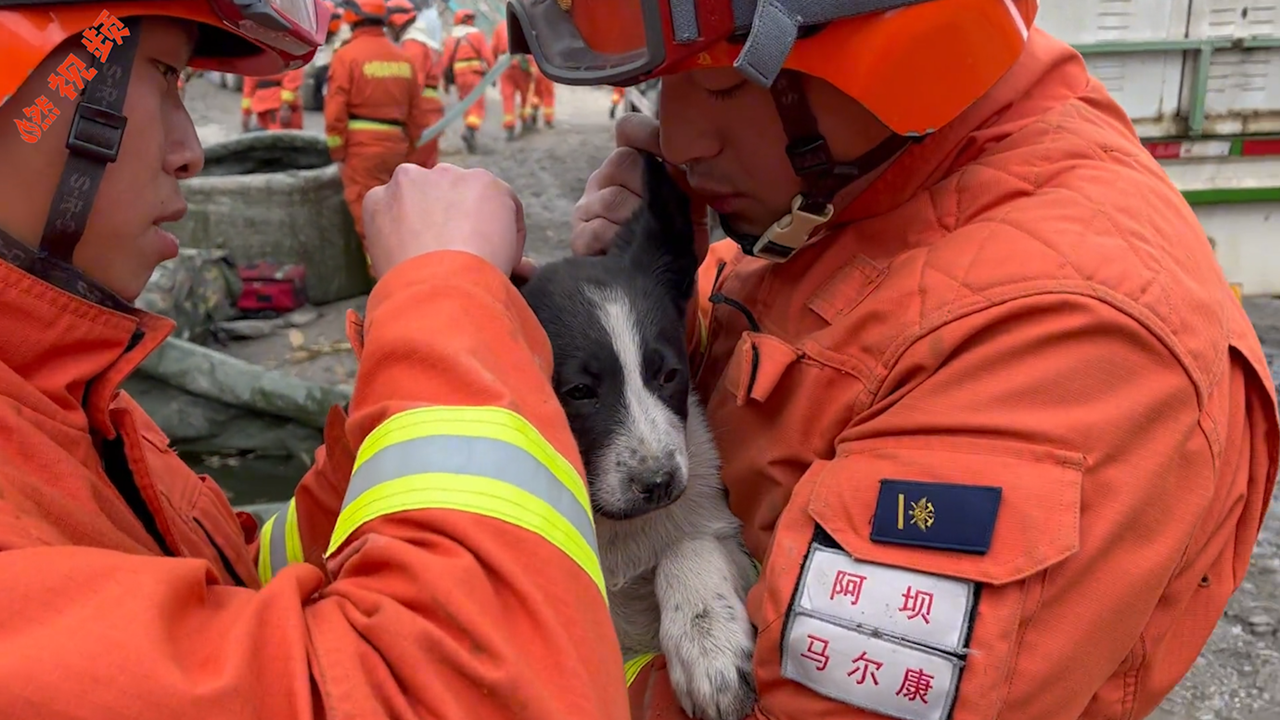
<box><xmin>363</xmin><ymin>163</ymin><xmax>526</xmax><ymax>280</ymax></box>
<box><xmin>241</xmin><ymin>115</ymin><xmax>251</xmax><ymax>132</ymax></box>
<box><xmin>280</xmin><ymin>105</ymin><xmax>293</xmax><ymax>126</ymax></box>
<box><xmin>570</xmin><ymin>112</ymin><xmax>710</xmax><ymax>262</ymax></box>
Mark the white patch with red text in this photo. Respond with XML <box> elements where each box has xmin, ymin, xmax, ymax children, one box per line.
<box><xmin>796</xmin><ymin>545</ymin><xmax>975</xmax><ymax>653</ymax></box>
<box><xmin>783</xmin><ymin>613</ymin><xmax>962</xmax><ymax>720</ymax></box>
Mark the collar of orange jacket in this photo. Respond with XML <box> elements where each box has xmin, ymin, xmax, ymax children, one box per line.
<box><xmin>352</xmin><ymin>25</ymin><xmax>389</xmax><ymax>40</ymax></box>
<box><xmin>836</xmin><ymin>26</ymin><xmax>1083</xmax><ymax>225</ymax></box>
<box><xmin>0</xmin><ymin>260</ymin><xmax>174</xmax><ymax>438</ymax></box>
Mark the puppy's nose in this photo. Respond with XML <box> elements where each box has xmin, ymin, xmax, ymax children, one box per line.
<box><xmin>633</xmin><ymin>469</ymin><xmax>681</xmax><ymax>506</ymax></box>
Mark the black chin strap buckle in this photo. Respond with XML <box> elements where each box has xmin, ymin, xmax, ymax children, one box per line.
<box><xmin>66</xmin><ymin>102</ymin><xmax>127</xmax><ymax>164</ymax></box>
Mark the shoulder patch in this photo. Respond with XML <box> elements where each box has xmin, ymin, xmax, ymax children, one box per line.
<box><xmin>870</xmin><ymin>479</ymin><xmax>1001</xmax><ymax>555</ymax></box>
<box><xmin>781</xmin><ymin>529</ymin><xmax>977</xmax><ymax>720</ymax></box>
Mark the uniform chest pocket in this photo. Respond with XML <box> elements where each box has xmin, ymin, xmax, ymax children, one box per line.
<box><xmin>135</xmin><ymin>423</ymin><xmax>259</xmax><ymax>588</ymax></box>
<box><xmin>779</xmin><ymin>436</ymin><xmax>1085</xmax><ymax>720</ymax></box>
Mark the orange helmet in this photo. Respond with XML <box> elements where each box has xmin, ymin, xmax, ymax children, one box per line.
<box><xmin>387</xmin><ymin>0</ymin><xmax>417</xmax><ymax>31</ymax></box>
<box><xmin>454</xmin><ymin>8</ymin><xmax>476</xmax><ymax>24</ymax></box>
<box><xmin>507</xmin><ymin>0</ymin><xmax>1036</xmax><ymax>137</ymax></box>
<box><xmin>322</xmin><ymin>0</ymin><xmax>342</xmax><ymax>34</ymax></box>
<box><xmin>343</xmin><ymin>0</ymin><xmax>387</xmax><ymax>24</ymax></box>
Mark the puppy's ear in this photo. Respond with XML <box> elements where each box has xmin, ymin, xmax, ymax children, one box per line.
<box><xmin>611</xmin><ymin>152</ymin><xmax>700</xmax><ymax>308</ymax></box>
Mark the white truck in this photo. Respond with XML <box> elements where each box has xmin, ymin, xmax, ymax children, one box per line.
<box><xmin>1037</xmin><ymin>1</ymin><xmax>1280</xmax><ymax>297</ymax></box>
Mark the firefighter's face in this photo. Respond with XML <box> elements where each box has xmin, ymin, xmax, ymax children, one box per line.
<box><xmin>0</xmin><ymin>18</ymin><xmax>203</xmax><ymax>302</ymax></box>
<box><xmin>657</xmin><ymin>67</ymin><xmax>892</xmax><ymax>236</ymax></box>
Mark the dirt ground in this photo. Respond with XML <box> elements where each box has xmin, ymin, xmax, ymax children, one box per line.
<box><xmin>182</xmin><ymin>75</ymin><xmax>1280</xmax><ymax>719</ymax></box>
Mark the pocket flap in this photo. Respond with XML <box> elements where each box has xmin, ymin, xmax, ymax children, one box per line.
<box><xmin>722</xmin><ymin>332</ymin><xmax>802</xmax><ymax>405</ymax></box>
<box><xmin>810</xmin><ymin>437</ymin><xmax>1084</xmax><ymax>586</ymax></box>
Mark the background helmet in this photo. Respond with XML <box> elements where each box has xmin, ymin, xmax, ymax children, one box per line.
<box><xmin>387</xmin><ymin>0</ymin><xmax>417</xmax><ymax>31</ymax></box>
<box><xmin>343</xmin><ymin>0</ymin><xmax>388</xmax><ymax>25</ymax></box>
<box><xmin>453</xmin><ymin>8</ymin><xmax>475</xmax><ymax>24</ymax></box>
<box><xmin>322</xmin><ymin>0</ymin><xmax>342</xmax><ymax>34</ymax></box>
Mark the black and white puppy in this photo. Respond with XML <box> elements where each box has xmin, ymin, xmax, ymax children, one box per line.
<box><xmin>519</xmin><ymin>153</ymin><xmax>758</xmax><ymax>720</ymax></box>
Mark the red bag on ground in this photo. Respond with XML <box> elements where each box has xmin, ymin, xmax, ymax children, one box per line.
<box><xmin>236</xmin><ymin>262</ymin><xmax>308</xmax><ymax>314</ymax></box>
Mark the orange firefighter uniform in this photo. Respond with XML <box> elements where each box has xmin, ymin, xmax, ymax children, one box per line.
<box><xmin>442</xmin><ymin>12</ymin><xmax>493</xmax><ymax>136</ymax></box>
<box><xmin>242</xmin><ymin>69</ymin><xmax>305</xmax><ymax>130</ymax></box>
<box><xmin>624</xmin><ymin>27</ymin><xmax>1279</xmax><ymax>720</ymax></box>
<box><xmin>391</xmin><ymin>3</ymin><xmax>445</xmax><ymax>167</ymax></box>
<box><xmin>0</xmin><ymin>248</ymin><xmax>629</xmax><ymax>716</ymax></box>
<box><xmin>324</xmin><ymin>24</ymin><xmax>428</xmax><ymax>243</ymax></box>
<box><xmin>491</xmin><ymin>20</ymin><xmax>533</xmax><ymax>136</ymax></box>
<box><xmin>529</xmin><ymin>62</ymin><xmax>554</xmax><ymax>128</ymax></box>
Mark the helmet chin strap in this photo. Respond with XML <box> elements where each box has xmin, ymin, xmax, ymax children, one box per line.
<box><xmin>721</xmin><ymin>70</ymin><xmax>916</xmax><ymax>263</ymax></box>
<box><xmin>0</xmin><ymin>17</ymin><xmax>140</xmax><ymax>312</ymax></box>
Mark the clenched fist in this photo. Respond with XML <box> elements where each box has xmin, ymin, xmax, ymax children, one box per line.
<box><xmin>362</xmin><ymin>163</ymin><xmax>526</xmax><ymax>279</ymax></box>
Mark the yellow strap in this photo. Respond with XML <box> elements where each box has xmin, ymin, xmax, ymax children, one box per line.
<box><xmin>624</xmin><ymin>653</ymin><xmax>658</xmax><ymax>687</ymax></box>
<box><xmin>347</xmin><ymin>119</ymin><xmax>402</xmax><ymax>133</ymax></box>
<box><xmin>329</xmin><ymin>405</ymin><xmax>605</xmax><ymax>600</ymax></box>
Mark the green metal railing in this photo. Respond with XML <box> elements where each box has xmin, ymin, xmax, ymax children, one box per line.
<box><xmin>1073</xmin><ymin>36</ymin><xmax>1280</xmax><ymax>138</ymax></box>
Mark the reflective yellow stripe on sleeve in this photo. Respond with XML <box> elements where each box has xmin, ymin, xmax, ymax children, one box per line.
<box><xmin>256</xmin><ymin>497</ymin><xmax>306</xmax><ymax>585</ymax></box>
<box><xmin>326</xmin><ymin>134</ymin><xmax>343</xmax><ymax>148</ymax></box>
<box><xmin>624</xmin><ymin>653</ymin><xmax>658</xmax><ymax>687</ymax></box>
<box><xmin>327</xmin><ymin>405</ymin><xmax>606</xmax><ymax>599</ymax></box>
<box><xmin>241</xmin><ymin>98</ymin><xmax>251</xmax><ymax>110</ymax></box>
<box><xmin>280</xmin><ymin>90</ymin><xmax>296</xmax><ymax>103</ymax></box>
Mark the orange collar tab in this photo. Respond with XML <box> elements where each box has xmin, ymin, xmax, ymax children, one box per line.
<box><xmin>0</xmin><ymin>260</ymin><xmax>174</xmax><ymax>436</ymax></box>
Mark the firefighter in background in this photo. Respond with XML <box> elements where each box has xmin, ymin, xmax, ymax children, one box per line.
<box><xmin>491</xmin><ymin>18</ymin><xmax>533</xmax><ymax>142</ymax></box>
<box><xmin>386</xmin><ymin>0</ymin><xmax>444</xmax><ymax>167</ymax></box>
<box><xmin>241</xmin><ymin>68</ymin><xmax>305</xmax><ymax>131</ymax></box>
<box><xmin>441</xmin><ymin>8</ymin><xmax>493</xmax><ymax>153</ymax></box>
<box><xmin>310</xmin><ymin>0</ymin><xmax>344</xmax><ymax>101</ymax></box>
<box><xmin>527</xmin><ymin>62</ymin><xmax>555</xmax><ymax>129</ymax></box>
<box><xmin>325</xmin><ymin>0</ymin><xmax>429</xmax><ymax>251</ymax></box>
<box><xmin>608</xmin><ymin>85</ymin><xmax>624</xmax><ymax>119</ymax></box>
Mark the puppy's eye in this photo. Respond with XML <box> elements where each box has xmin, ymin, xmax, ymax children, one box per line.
<box><xmin>564</xmin><ymin>384</ymin><xmax>597</xmax><ymax>402</ymax></box>
<box><xmin>659</xmin><ymin>368</ymin><xmax>680</xmax><ymax>386</ymax></box>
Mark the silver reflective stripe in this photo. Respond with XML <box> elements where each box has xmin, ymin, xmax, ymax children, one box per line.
<box><xmin>731</xmin><ymin>0</ymin><xmax>933</xmax><ymax>86</ymax></box>
<box><xmin>266</xmin><ymin>506</ymin><xmax>290</xmax><ymax>578</ymax></box>
<box><xmin>344</xmin><ymin>435</ymin><xmax>599</xmax><ymax>557</ymax></box>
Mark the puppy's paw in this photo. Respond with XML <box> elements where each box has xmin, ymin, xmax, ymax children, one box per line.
<box><xmin>662</xmin><ymin>593</ymin><xmax>757</xmax><ymax>720</ymax></box>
